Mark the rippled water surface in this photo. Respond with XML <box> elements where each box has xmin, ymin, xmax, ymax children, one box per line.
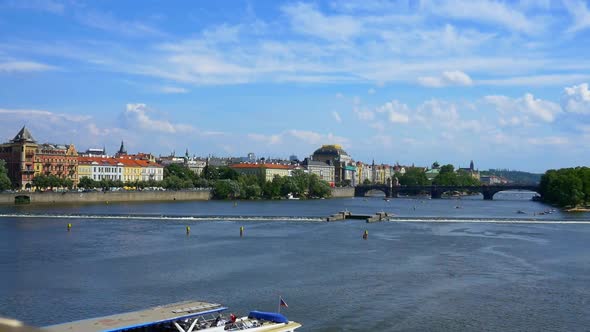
<box><xmin>1</xmin><ymin>194</ymin><xmax>590</xmax><ymax>331</ymax></box>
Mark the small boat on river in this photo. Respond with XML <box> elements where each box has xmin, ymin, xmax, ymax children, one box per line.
<box><xmin>43</xmin><ymin>300</ymin><xmax>301</xmax><ymax>332</ymax></box>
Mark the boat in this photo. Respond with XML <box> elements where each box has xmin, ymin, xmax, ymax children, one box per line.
<box><xmin>286</xmin><ymin>193</ymin><xmax>300</xmax><ymax>200</ymax></box>
<box><xmin>43</xmin><ymin>300</ymin><xmax>301</xmax><ymax>332</ymax></box>
<box><xmin>516</xmin><ymin>210</ymin><xmax>526</xmax><ymax>214</ymax></box>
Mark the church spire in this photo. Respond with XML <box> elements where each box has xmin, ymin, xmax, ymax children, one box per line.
<box><xmin>118</xmin><ymin>140</ymin><xmax>127</xmax><ymax>155</ymax></box>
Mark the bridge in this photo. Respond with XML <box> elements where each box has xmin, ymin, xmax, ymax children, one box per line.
<box><xmin>354</xmin><ymin>184</ymin><xmax>540</xmax><ymax>200</ymax></box>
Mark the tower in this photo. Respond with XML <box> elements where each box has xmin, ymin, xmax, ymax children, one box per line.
<box><xmin>470</xmin><ymin>160</ymin><xmax>474</xmax><ymax>171</ymax></box>
<box><xmin>118</xmin><ymin>140</ymin><xmax>127</xmax><ymax>155</ymax></box>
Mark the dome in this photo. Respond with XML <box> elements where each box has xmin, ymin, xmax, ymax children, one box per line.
<box><xmin>312</xmin><ymin>144</ymin><xmax>349</xmax><ymax>157</ymax></box>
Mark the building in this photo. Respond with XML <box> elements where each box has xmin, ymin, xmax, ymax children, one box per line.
<box><xmin>81</xmin><ymin>147</ymin><xmax>107</xmax><ymax>157</ymax></box>
<box><xmin>34</xmin><ymin>143</ymin><xmax>79</xmax><ymax>185</ymax></box>
<box><xmin>311</xmin><ymin>145</ymin><xmax>355</xmax><ymax>185</ymax></box>
<box><xmin>230</xmin><ymin>163</ymin><xmax>291</xmax><ymax>182</ymax></box>
<box><xmin>136</xmin><ymin>159</ymin><xmax>164</xmax><ymax>182</ymax></box>
<box><xmin>78</xmin><ymin>157</ymin><xmax>124</xmax><ymax>181</ymax></box>
<box><xmin>301</xmin><ymin>158</ymin><xmax>335</xmax><ymax>185</ymax></box>
<box><xmin>0</xmin><ymin>127</ymin><xmax>38</xmax><ymax>189</ymax></box>
<box><xmin>480</xmin><ymin>175</ymin><xmax>509</xmax><ymax>185</ymax></box>
<box><xmin>459</xmin><ymin>160</ymin><xmax>480</xmax><ymax>180</ymax></box>
<box><xmin>186</xmin><ymin>159</ymin><xmax>207</xmax><ymax>176</ymax></box>
<box><xmin>0</xmin><ymin>127</ymin><xmax>79</xmax><ymax>189</ymax></box>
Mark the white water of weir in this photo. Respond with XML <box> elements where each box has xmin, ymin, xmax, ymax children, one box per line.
<box><xmin>1</xmin><ymin>213</ymin><xmax>590</xmax><ymax>224</ymax></box>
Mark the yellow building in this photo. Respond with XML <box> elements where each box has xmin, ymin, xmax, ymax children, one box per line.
<box><xmin>119</xmin><ymin>159</ymin><xmax>143</xmax><ymax>182</ymax></box>
<box><xmin>230</xmin><ymin>163</ymin><xmax>292</xmax><ymax>182</ymax></box>
<box><xmin>78</xmin><ymin>162</ymin><xmax>92</xmax><ymax>180</ymax></box>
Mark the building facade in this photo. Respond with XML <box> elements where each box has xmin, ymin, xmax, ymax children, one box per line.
<box><xmin>301</xmin><ymin>158</ymin><xmax>335</xmax><ymax>185</ymax></box>
<box><xmin>311</xmin><ymin>145</ymin><xmax>355</xmax><ymax>185</ymax></box>
<box><xmin>230</xmin><ymin>163</ymin><xmax>292</xmax><ymax>182</ymax></box>
<box><xmin>34</xmin><ymin>143</ymin><xmax>79</xmax><ymax>185</ymax></box>
<box><xmin>0</xmin><ymin>127</ymin><xmax>37</xmax><ymax>189</ymax></box>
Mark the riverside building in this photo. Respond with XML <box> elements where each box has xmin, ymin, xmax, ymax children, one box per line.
<box><xmin>0</xmin><ymin>127</ymin><xmax>78</xmax><ymax>189</ymax></box>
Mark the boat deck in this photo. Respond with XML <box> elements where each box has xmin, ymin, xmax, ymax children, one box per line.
<box><xmin>43</xmin><ymin>301</ymin><xmax>226</xmax><ymax>332</ymax></box>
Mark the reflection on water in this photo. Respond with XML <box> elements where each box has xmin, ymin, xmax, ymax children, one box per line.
<box><xmin>1</xmin><ymin>195</ymin><xmax>589</xmax><ymax>331</ymax></box>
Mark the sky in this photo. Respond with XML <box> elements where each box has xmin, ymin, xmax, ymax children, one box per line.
<box><xmin>1</xmin><ymin>0</ymin><xmax>590</xmax><ymax>172</ymax></box>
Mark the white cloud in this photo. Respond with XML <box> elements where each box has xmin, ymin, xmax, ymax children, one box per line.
<box><xmin>0</xmin><ymin>61</ymin><xmax>57</xmax><ymax>73</ymax></box>
<box><xmin>527</xmin><ymin>136</ymin><xmax>569</xmax><ymax>145</ymax></box>
<box><xmin>377</xmin><ymin>100</ymin><xmax>411</xmax><ymax>123</ymax></box>
<box><xmin>484</xmin><ymin>93</ymin><xmax>561</xmax><ymax>122</ymax></box>
<box><xmin>418</xmin><ymin>70</ymin><xmax>473</xmax><ymax>87</ymax></box>
<box><xmin>0</xmin><ymin>108</ymin><xmax>90</xmax><ymax>122</ymax></box>
<box><xmin>562</xmin><ymin>83</ymin><xmax>590</xmax><ymax>114</ymax></box>
<box><xmin>420</xmin><ymin>0</ymin><xmax>540</xmax><ymax>34</ymax></box>
<box><xmin>75</xmin><ymin>11</ymin><xmax>165</xmax><ymax>38</ymax></box>
<box><xmin>353</xmin><ymin>106</ymin><xmax>375</xmax><ymax>121</ymax></box>
<box><xmin>563</xmin><ymin>0</ymin><xmax>590</xmax><ymax>33</ymax></box>
<box><xmin>281</xmin><ymin>2</ymin><xmax>362</xmax><ymax>40</ymax></box>
<box><xmin>159</xmin><ymin>86</ymin><xmax>188</xmax><ymax>94</ymax></box>
<box><xmin>368</xmin><ymin>88</ymin><xmax>376</xmax><ymax>94</ymax></box>
<box><xmin>247</xmin><ymin>133</ymin><xmax>283</xmax><ymax>145</ymax></box>
<box><xmin>332</xmin><ymin>111</ymin><xmax>342</xmax><ymax>123</ymax></box>
<box><xmin>124</xmin><ymin>104</ymin><xmax>193</xmax><ymax>133</ymax></box>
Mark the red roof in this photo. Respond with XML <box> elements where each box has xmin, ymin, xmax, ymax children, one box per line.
<box><xmin>78</xmin><ymin>156</ymin><xmax>162</xmax><ymax>168</ymax></box>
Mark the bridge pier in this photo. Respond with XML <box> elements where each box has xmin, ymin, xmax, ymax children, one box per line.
<box><xmin>482</xmin><ymin>190</ymin><xmax>495</xmax><ymax>200</ymax></box>
<box><xmin>430</xmin><ymin>190</ymin><xmax>442</xmax><ymax>199</ymax></box>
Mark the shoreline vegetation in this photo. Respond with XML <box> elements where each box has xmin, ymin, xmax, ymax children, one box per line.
<box><xmin>539</xmin><ymin>167</ymin><xmax>590</xmax><ymax>209</ymax></box>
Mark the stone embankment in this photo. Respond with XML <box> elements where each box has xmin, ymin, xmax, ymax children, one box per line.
<box><xmin>330</xmin><ymin>187</ymin><xmax>354</xmax><ymax>198</ymax></box>
<box><xmin>0</xmin><ymin>189</ymin><xmax>211</xmax><ymax>205</ymax></box>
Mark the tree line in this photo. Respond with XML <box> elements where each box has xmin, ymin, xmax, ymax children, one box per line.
<box><xmin>395</xmin><ymin>164</ymin><xmax>480</xmax><ymax>186</ymax></box>
<box><xmin>539</xmin><ymin>167</ymin><xmax>590</xmax><ymax>207</ymax></box>
<box><xmin>75</xmin><ymin>164</ymin><xmax>332</xmax><ymax>200</ymax></box>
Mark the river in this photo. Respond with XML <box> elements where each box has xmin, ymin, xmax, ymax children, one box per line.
<box><xmin>1</xmin><ymin>192</ymin><xmax>590</xmax><ymax>331</ymax></box>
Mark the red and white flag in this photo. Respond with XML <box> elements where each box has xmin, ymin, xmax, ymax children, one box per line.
<box><xmin>280</xmin><ymin>297</ymin><xmax>288</xmax><ymax>308</ymax></box>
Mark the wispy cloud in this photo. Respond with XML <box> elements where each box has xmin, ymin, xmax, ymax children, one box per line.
<box><xmin>123</xmin><ymin>104</ymin><xmax>193</xmax><ymax>133</ymax></box>
<box><xmin>332</xmin><ymin>111</ymin><xmax>342</xmax><ymax>123</ymax></box>
<box><xmin>563</xmin><ymin>0</ymin><xmax>590</xmax><ymax>33</ymax></box>
<box><xmin>75</xmin><ymin>11</ymin><xmax>166</xmax><ymax>38</ymax></box>
<box><xmin>418</xmin><ymin>70</ymin><xmax>473</xmax><ymax>87</ymax></box>
<box><xmin>0</xmin><ymin>61</ymin><xmax>57</xmax><ymax>73</ymax></box>
<box><xmin>158</xmin><ymin>86</ymin><xmax>189</xmax><ymax>94</ymax></box>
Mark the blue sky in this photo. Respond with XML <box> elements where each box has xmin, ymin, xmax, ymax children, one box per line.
<box><xmin>1</xmin><ymin>0</ymin><xmax>590</xmax><ymax>172</ymax></box>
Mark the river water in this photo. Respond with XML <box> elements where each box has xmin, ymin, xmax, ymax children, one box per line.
<box><xmin>1</xmin><ymin>193</ymin><xmax>590</xmax><ymax>331</ymax></box>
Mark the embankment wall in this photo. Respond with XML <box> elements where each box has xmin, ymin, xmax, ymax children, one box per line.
<box><xmin>0</xmin><ymin>190</ymin><xmax>211</xmax><ymax>205</ymax></box>
<box><xmin>330</xmin><ymin>187</ymin><xmax>354</xmax><ymax>198</ymax></box>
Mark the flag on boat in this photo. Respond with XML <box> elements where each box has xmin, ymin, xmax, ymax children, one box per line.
<box><xmin>280</xmin><ymin>297</ymin><xmax>288</xmax><ymax>308</ymax></box>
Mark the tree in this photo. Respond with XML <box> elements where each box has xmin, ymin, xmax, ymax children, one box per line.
<box><xmin>432</xmin><ymin>164</ymin><xmax>457</xmax><ymax>186</ymax></box>
<box><xmin>78</xmin><ymin>177</ymin><xmax>96</xmax><ymax>189</ymax></box>
<box><xmin>362</xmin><ymin>178</ymin><xmax>372</xmax><ymax>185</ymax></box>
<box><xmin>0</xmin><ymin>160</ymin><xmax>12</xmax><ymax>191</ymax></box>
<box><xmin>399</xmin><ymin>167</ymin><xmax>429</xmax><ymax>186</ymax></box>
<box><xmin>213</xmin><ymin>179</ymin><xmax>240</xmax><ymax>199</ymax></box>
<box><xmin>540</xmin><ymin>167</ymin><xmax>588</xmax><ymax>207</ymax></box>
<box><xmin>432</xmin><ymin>161</ymin><xmax>440</xmax><ymax>169</ymax></box>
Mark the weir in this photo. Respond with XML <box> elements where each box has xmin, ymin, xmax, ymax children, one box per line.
<box><xmin>326</xmin><ymin>211</ymin><xmax>390</xmax><ymax>223</ymax></box>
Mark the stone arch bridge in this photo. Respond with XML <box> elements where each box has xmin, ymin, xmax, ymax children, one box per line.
<box><xmin>355</xmin><ymin>184</ymin><xmax>540</xmax><ymax>200</ymax></box>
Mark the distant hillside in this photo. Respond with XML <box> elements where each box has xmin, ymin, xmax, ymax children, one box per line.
<box><xmin>480</xmin><ymin>169</ymin><xmax>542</xmax><ymax>184</ymax></box>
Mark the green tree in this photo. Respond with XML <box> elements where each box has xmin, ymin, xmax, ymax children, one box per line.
<box><xmin>213</xmin><ymin>179</ymin><xmax>240</xmax><ymax>199</ymax></box>
<box><xmin>78</xmin><ymin>177</ymin><xmax>96</xmax><ymax>189</ymax></box>
<box><xmin>399</xmin><ymin>167</ymin><xmax>429</xmax><ymax>186</ymax></box>
<box><xmin>0</xmin><ymin>160</ymin><xmax>11</xmax><ymax>191</ymax></box>
<box><xmin>540</xmin><ymin>168</ymin><xmax>587</xmax><ymax>207</ymax></box>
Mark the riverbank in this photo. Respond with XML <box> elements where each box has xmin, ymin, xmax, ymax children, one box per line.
<box><xmin>565</xmin><ymin>207</ymin><xmax>590</xmax><ymax>212</ymax></box>
<box><xmin>0</xmin><ymin>190</ymin><xmax>211</xmax><ymax>205</ymax></box>
<box><xmin>0</xmin><ymin>187</ymin><xmax>355</xmax><ymax>205</ymax></box>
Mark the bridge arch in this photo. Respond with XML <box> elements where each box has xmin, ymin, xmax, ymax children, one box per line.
<box><xmin>354</xmin><ymin>185</ymin><xmax>392</xmax><ymax>198</ymax></box>
<box><xmin>14</xmin><ymin>195</ymin><xmax>31</xmax><ymax>204</ymax></box>
<box><xmin>486</xmin><ymin>189</ymin><xmax>541</xmax><ymax>200</ymax></box>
